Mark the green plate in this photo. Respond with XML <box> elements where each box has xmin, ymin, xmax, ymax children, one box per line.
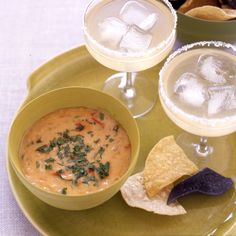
<box><xmin>7</xmin><ymin>46</ymin><xmax>236</xmax><ymax>236</ymax></box>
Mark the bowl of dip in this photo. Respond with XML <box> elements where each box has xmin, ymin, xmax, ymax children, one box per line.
<box><xmin>8</xmin><ymin>87</ymin><xmax>140</xmax><ymax>210</ymax></box>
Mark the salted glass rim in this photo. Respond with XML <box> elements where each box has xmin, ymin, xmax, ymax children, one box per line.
<box><xmin>159</xmin><ymin>41</ymin><xmax>236</xmax><ymax>127</ymax></box>
<box><xmin>83</xmin><ymin>0</ymin><xmax>177</xmax><ymax>58</ymax></box>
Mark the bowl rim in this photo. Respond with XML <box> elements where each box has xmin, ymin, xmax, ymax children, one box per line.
<box><xmin>8</xmin><ymin>86</ymin><xmax>140</xmax><ymax>198</ymax></box>
<box><xmin>177</xmin><ymin>11</ymin><xmax>236</xmax><ymax>24</ymax></box>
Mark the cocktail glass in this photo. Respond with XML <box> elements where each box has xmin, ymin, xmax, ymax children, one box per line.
<box><xmin>83</xmin><ymin>0</ymin><xmax>177</xmax><ymax>118</ymax></box>
<box><xmin>159</xmin><ymin>41</ymin><xmax>236</xmax><ymax>171</ymax></box>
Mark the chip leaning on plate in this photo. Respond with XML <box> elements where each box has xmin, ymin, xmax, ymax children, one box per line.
<box><xmin>120</xmin><ymin>172</ymin><xmax>186</xmax><ymax>215</ymax></box>
<box><xmin>143</xmin><ymin>136</ymin><xmax>198</xmax><ymax>197</ymax></box>
<box><xmin>120</xmin><ymin>136</ymin><xmax>198</xmax><ymax>216</ymax></box>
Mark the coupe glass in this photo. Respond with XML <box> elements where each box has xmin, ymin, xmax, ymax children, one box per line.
<box><xmin>83</xmin><ymin>0</ymin><xmax>177</xmax><ymax>118</ymax></box>
<box><xmin>159</xmin><ymin>41</ymin><xmax>236</xmax><ymax>171</ymax></box>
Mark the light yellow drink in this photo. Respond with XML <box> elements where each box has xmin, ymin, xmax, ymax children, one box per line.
<box><xmin>159</xmin><ymin>48</ymin><xmax>236</xmax><ymax>137</ymax></box>
<box><xmin>84</xmin><ymin>0</ymin><xmax>176</xmax><ymax>72</ymax></box>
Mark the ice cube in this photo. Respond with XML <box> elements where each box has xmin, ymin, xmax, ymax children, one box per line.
<box><xmin>120</xmin><ymin>1</ymin><xmax>158</xmax><ymax>31</ymax></box>
<box><xmin>197</xmin><ymin>54</ymin><xmax>234</xmax><ymax>84</ymax></box>
<box><xmin>174</xmin><ymin>72</ymin><xmax>207</xmax><ymax>107</ymax></box>
<box><xmin>207</xmin><ymin>85</ymin><xmax>236</xmax><ymax>115</ymax></box>
<box><xmin>119</xmin><ymin>26</ymin><xmax>152</xmax><ymax>52</ymax></box>
<box><xmin>139</xmin><ymin>13</ymin><xmax>158</xmax><ymax>31</ymax></box>
<box><xmin>226</xmin><ymin>87</ymin><xmax>236</xmax><ymax>110</ymax></box>
<box><xmin>98</xmin><ymin>17</ymin><xmax>128</xmax><ymax>48</ymax></box>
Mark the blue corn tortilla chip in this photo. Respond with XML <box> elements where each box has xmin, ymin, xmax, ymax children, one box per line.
<box><xmin>168</xmin><ymin>168</ymin><xmax>233</xmax><ymax>205</ymax></box>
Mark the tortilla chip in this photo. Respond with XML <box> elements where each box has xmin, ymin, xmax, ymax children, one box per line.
<box><xmin>144</xmin><ymin>136</ymin><xmax>198</xmax><ymax>197</ymax></box>
<box><xmin>178</xmin><ymin>0</ymin><xmax>219</xmax><ymax>13</ymax></box>
<box><xmin>186</xmin><ymin>6</ymin><xmax>236</xmax><ymax>21</ymax></box>
<box><xmin>167</xmin><ymin>168</ymin><xmax>233</xmax><ymax>205</ymax></box>
<box><xmin>120</xmin><ymin>172</ymin><xmax>186</xmax><ymax>216</ymax></box>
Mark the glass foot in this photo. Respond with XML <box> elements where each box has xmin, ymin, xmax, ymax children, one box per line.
<box><xmin>103</xmin><ymin>72</ymin><xmax>157</xmax><ymax>118</ymax></box>
<box><xmin>176</xmin><ymin>133</ymin><xmax>232</xmax><ymax>173</ymax></box>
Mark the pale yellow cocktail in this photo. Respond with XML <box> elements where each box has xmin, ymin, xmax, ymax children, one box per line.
<box><xmin>160</xmin><ymin>45</ymin><xmax>236</xmax><ymax>137</ymax></box>
<box><xmin>84</xmin><ymin>0</ymin><xmax>176</xmax><ymax>72</ymax></box>
<box><xmin>159</xmin><ymin>41</ymin><xmax>236</xmax><ymax>168</ymax></box>
<box><xmin>84</xmin><ymin>0</ymin><xmax>177</xmax><ymax>118</ymax></box>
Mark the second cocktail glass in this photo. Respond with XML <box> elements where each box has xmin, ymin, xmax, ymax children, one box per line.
<box><xmin>83</xmin><ymin>0</ymin><xmax>177</xmax><ymax>118</ymax></box>
<box><xmin>159</xmin><ymin>41</ymin><xmax>236</xmax><ymax>171</ymax></box>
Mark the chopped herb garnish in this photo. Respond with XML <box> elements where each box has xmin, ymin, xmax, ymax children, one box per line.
<box><xmin>99</xmin><ymin>112</ymin><xmax>105</xmax><ymax>120</ymax></box>
<box><xmin>88</xmin><ymin>176</ymin><xmax>96</xmax><ymax>182</ymax></box>
<box><xmin>71</xmin><ymin>166</ymin><xmax>88</xmax><ymax>178</ymax></box>
<box><xmin>57</xmin><ymin>137</ymin><xmax>65</xmax><ymax>146</ymax></box>
<box><xmin>79</xmin><ymin>168</ymin><xmax>87</xmax><ymax>176</ymax></box>
<box><xmin>57</xmin><ymin>162</ymin><xmax>65</xmax><ymax>166</ymax></box>
<box><xmin>36</xmin><ymin>161</ymin><xmax>40</xmax><ymax>168</ymax></box>
<box><xmin>73</xmin><ymin>156</ymin><xmax>87</xmax><ymax>164</ymax></box>
<box><xmin>75</xmin><ymin>123</ymin><xmax>85</xmax><ymax>131</ymax></box>
<box><xmin>60</xmin><ymin>188</ymin><xmax>67</xmax><ymax>195</ymax></box>
<box><xmin>94</xmin><ymin>147</ymin><xmax>105</xmax><ymax>159</ymax></box>
<box><xmin>109</xmin><ymin>138</ymin><xmax>114</xmax><ymax>143</ymax></box>
<box><xmin>74</xmin><ymin>145</ymin><xmax>82</xmax><ymax>152</ymax></box>
<box><xmin>73</xmin><ymin>145</ymin><xmax>86</xmax><ymax>158</ymax></box>
<box><xmin>57</xmin><ymin>151</ymin><xmax>63</xmax><ymax>160</ymax></box>
<box><xmin>45</xmin><ymin>157</ymin><xmax>55</xmax><ymax>163</ymax></box>
<box><xmin>84</xmin><ymin>145</ymin><xmax>92</xmax><ymax>153</ymax></box>
<box><xmin>93</xmin><ymin>147</ymin><xmax>105</xmax><ymax>158</ymax></box>
<box><xmin>87</xmin><ymin>162</ymin><xmax>95</xmax><ymax>170</ymax></box>
<box><xmin>62</xmin><ymin>129</ymin><xmax>70</xmax><ymax>139</ymax></box>
<box><xmin>96</xmin><ymin>162</ymin><xmax>110</xmax><ymax>179</ymax></box>
<box><xmin>70</xmin><ymin>135</ymin><xmax>84</xmax><ymax>144</ymax></box>
<box><xmin>64</xmin><ymin>144</ymin><xmax>70</xmax><ymax>157</ymax></box>
<box><xmin>49</xmin><ymin>138</ymin><xmax>57</xmax><ymax>148</ymax></box>
<box><xmin>94</xmin><ymin>138</ymin><xmax>100</xmax><ymax>144</ymax></box>
<box><xmin>87</xmin><ymin>131</ymin><xmax>94</xmax><ymax>137</ymax></box>
<box><xmin>92</xmin><ymin>117</ymin><xmax>104</xmax><ymax>128</ymax></box>
<box><xmin>36</xmin><ymin>138</ymin><xmax>42</xmax><ymax>143</ymax></box>
<box><xmin>45</xmin><ymin>163</ymin><xmax>52</xmax><ymax>170</ymax></box>
<box><xmin>34</xmin><ymin>126</ymin><xmax>112</xmax><ymax>188</ymax></box>
<box><xmin>98</xmin><ymin>147</ymin><xmax>105</xmax><ymax>157</ymax></box>
<box><xmin>76</xmin><ymin>152</ymin><xmax>86</xmax><ymax>161</ymax></box>
<box><xmin>36</xmin><ymin>144</ymin><xmax>52</xmax><ymax>153</ymax></box>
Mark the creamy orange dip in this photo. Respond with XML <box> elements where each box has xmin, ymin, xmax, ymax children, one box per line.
<box><xmin>19</xmin><ymin>107</ymin><xmax>131</xmax><ymax>195</ymax></box>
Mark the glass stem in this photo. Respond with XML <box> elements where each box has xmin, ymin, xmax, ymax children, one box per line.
<box><xmin>194</xmin><ymin>136</ymin><xmax>212</xmax><ymax>157</ymax></box>
<box><xmin>124</xmin><ymin>72</ymin><xmax>133</xmax><ymax>92</ymax></box>
<box><xmin>122</xmin><ymin>72</ymin><xmax>136</xmax><ymax>100</ymax></box>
